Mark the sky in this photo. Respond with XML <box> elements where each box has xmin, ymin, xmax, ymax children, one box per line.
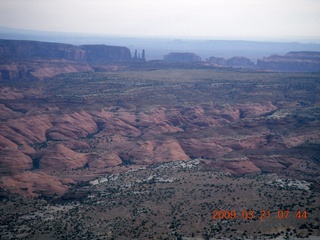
<box><xmin>0</xmin><ymin>0</ymin><xmax>320</xmax><ymax>41</ymax></box>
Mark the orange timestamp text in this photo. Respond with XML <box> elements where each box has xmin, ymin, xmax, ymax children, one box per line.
<box><xmin>212</xmin><ymin>210</ymin><xmax>307</xmax><ymax>220</ymax></box>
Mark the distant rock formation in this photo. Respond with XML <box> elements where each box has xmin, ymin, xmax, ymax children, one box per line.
<box><xmin>0</xmin><ymin>39</ymin><xmax>132</xmax><ymax>63</ymax></box>
<box><xmin>257</xmin><ymin>51</ymin><xmax>320</xmax><ymax>72</ymax></box>
<box><xmin>0</xmin><ymin>39</ymin><xmax>75</xmax><ymax>59</ymax></box>
<box><xmin>207</xmin><ymin>56</ymin><xmax>226</xmax><ymax>66</ymax></box>
<box><xmin>164</xmin><ymin>52</ymin><xmax>201</xmax><ymax>63</ymax></box>
<box><xmin>132</xmin><ymin>49</ymin><xmax>146</xmax><ymax>63</ymax></box>
<box><xmin>0</xmin><ymin>40</ymin><xmax>89</xmax><ymax>61</ymax></box>
<box><xmin>225</xmin><ymin>56</ymin><xmax>255</xmax><ymax>68</ymax></box>
<box><xmin>208</xmin><ymin>52</ymin><xmax>320</xmax><ymax>71</ymax></box>
<box><xmin>207</xmin><ymin>56</ymin><xmax>254</xmax><ymax>68</ymax></box>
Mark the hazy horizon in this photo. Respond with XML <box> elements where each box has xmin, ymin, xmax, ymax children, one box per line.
<box><xmin>1</xmin><ymin>0</ymin><xmax>320</xmax><ymax>42</ymax></box>
<box><xmin>2</xmin><ymin>25</ymin><xmax>320</xmax><ymax>62</ymax></box>
<box><xmin>1</xmin><ymin>25</ymin><xmax>320</xmax><ymax>44</ymax></box>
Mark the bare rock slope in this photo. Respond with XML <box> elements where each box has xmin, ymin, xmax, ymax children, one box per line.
<box><xmin>0</xmin><ymin>69</ymin><xmax>319</xmax><ymax>197</ymax></box>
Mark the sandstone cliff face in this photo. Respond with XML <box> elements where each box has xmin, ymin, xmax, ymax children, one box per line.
<box><xmin>80</xmin><ymin>45</ymin><xmax>132</xmax><ymax>63</ymax></box>
<box><xmin>257</xmin><ymin>51</ymin><xmax>320</xmax><ymax>72</ymax></box>
<box><xmin>63</xmin><ymin>49</ymin><xmax>87</xmax><ymax>61</ymax></box>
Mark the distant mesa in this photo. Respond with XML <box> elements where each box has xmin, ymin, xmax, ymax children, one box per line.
<box><xmin>257</xmin><ymin>51</ymin><xmax>320</xmax><ymax>72</ymax></box>
<box><xmin>0</xmin><ymin>39</ymin><xmax>147</xmax><ymax>80</ymax></box>
<box><xmin>164</xmin><ymin>52</ymin><xmax>201</xmax><ymax>63</ymax></box>
<box><xmin>207</xmin><ymin>56</ymin><xmax>226</xmax><ymax>66</ymax></box>
<box><xmin>207</xmin><ymin>56</ymin><xmax>254</xmax><ymax>68</ymax></box>
<box><xmin>207</xmin><ymin>51</ymin><xmax>320</xmax><ymax>72</ymax></box>
<box><xmin>0</xmin><ymin>39</ymin><xmax>132</xmax><ymax>63</ymax></box>
<box><xmin>225</xmin><ymin>56</ymin><xmax>255</xmax><ymax>68</ymax></box>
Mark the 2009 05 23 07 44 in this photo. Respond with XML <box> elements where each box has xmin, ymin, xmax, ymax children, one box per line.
<box><xmin>212</xmin><ymin>210</ymin><xmax>307</xmax><ymax>220</ymax></box>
